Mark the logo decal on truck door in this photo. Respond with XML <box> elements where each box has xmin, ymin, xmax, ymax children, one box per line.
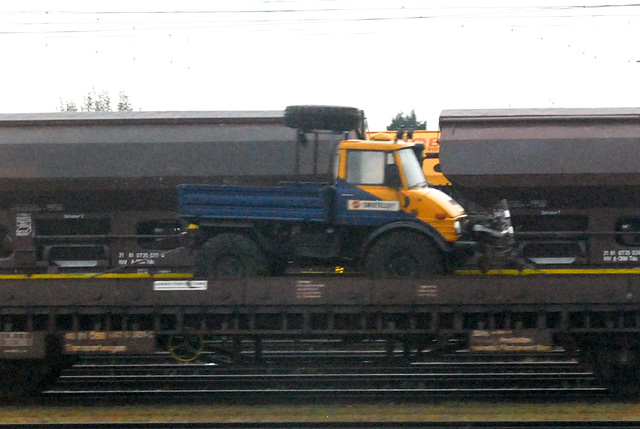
<box><xmin>348</xmin><ymin>200</ymin><xmax>400</xmax><ymax>211</ymax></box>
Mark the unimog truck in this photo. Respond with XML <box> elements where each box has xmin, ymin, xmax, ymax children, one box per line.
<box><xmin>179</xmin><ymin>106</ymin><xmax>511</xmax><ymax>277</ymax></box>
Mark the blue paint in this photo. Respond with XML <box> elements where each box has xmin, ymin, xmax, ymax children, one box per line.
<box><xmin>178</xmin><ymin>180</ymin><xmax>421</xmax><ymax>229</ymax></box>
<box><xmin>178</xmin><ymin>183</ymin><xmax>329</xmax><ymax>223</ymax></box>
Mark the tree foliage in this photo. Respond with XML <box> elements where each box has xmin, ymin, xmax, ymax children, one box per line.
<box><xmin>116</xmin><ymin>91</ymin><xmax>132</xmax><ymax>112</ymax></box>
<box><xmin>58</xmin><ymin>88</ymin><xmax>133</xmax><ymax>112</ymax></box>
<box><xmin>58</xmin><ymin>99</ymin><xmax>78</xmax><ymax>112</ymax></box>
<box><xmin>386</xmin><ymin>109</ymin><xmax>427</xmax><ymax>131</ymax></box>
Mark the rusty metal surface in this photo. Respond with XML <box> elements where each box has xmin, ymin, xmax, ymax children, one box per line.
<box><xmin>0</xmin><ymin>110</ymin><xmax>286</xmax><ymax>125</ymax></box>
<box><xmin>439</xmin><ymin>108</ymin><xmax>640</xmax><ymax>190</ymax></box>
<box><xmin>440</xmin><ymin>107</ymin><xmax>640</xmax><ymax>123</ymax></box>
<box><xmin>469</xmin><ymin>329</ymin><xmax>552</xmax><ymax>352</ymax></box>
<box><xmin>0</xmin><ymin>274</ymin><xmax>638</xmax><ymax>310</ymax></box>
<box><xmin>62</xmin><ymin>331</ymin><xmax>155</xmax><ymax>354</ymax></box>
<box><xmin>0</xmin><ymin>275</ymin><xmax>640</xmax><ymax>348</ymax></box>
<box><xmin>0</xmin><ymin>110</ymin><xmax>343</xmax><ymax>191</ymax></box>
<box><xmin>0</xmin><ymin>110</ymin><xmax>346</xmax><ymax>275</ymax></box>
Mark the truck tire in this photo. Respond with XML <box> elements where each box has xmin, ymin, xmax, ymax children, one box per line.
<box><xmin>284</xmin><ymin>105</ymin><xmax>362</xmax><ymax>132</ymax></box>
<box><xmin>363</xmin><ymin>230</ymin><xmax>444</xmax><ymax>277</ymax></box>
<box><xmin>195</xmin><ymin>233</ymin><xmax>268</xmax><ymax>278</ymax></box>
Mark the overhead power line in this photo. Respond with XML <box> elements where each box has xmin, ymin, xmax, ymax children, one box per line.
<box><xmin>1</xmin><ymin>3</ymin><xmax>640</xmax><ymax>36</ymax></box>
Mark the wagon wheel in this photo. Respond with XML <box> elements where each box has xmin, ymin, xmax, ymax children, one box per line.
<box><xmin>168</xmin><ymin>327</ymin><xmax>204</xmax><ymax>362</ymax></box>
<box><xmin>205</xmin><ymin>335</ymin><xmax>236</xmax><ymax>365</ymax></box>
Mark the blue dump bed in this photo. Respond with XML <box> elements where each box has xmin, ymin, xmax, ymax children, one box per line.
<box><xmin>177</xmin><ymin>183</ymin><xmax>330</xmax><ymax>223</ymax></box>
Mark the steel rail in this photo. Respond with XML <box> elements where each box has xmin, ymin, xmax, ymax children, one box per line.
<box><xmin>1</xmin><ymin>419</ymin><xmax>640</xmax><ymax>428</ymax></box>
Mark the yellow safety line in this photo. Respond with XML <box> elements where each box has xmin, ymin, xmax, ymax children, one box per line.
<box><xmin>457</xmin><ymin>268</ymin><xmax>640</xmax><ymax>276</ymax></box>
<box><xmin>0</xmin><ymin>272</ymin><xmax>194</xmax><ymax>280</ymax></box>
<box><xmin>1</xmin><ymin>269</ymin><xmax>639</xmax><ymax>280</ymax></box>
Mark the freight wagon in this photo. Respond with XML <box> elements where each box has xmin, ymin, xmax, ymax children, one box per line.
<box><xmin>0</xmin><ymin>110</ymin><xmax>355</xmax><ymax>275</ymax></box>
<box><xmin>439</xmin><ymin>108</ymin><xmax>640</xmax><ymax>269</ymax></box>
<box><xmin>1</xmin><ymin>273</ymin><xmax>640</xmax><ymax>396</ymax></box>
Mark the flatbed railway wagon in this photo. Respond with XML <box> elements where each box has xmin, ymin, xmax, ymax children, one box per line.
<box><xmin>1</xmin><ymin>272</ymin><xmax>640</xmax><ymax>396</ymax></box>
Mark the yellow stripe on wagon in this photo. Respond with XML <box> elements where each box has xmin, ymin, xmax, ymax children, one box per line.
<box><xmin>0</xmin><ymin>272</ymin><xmax>194</xmax><ymax>280</ymax></box>
<box><xmin>458</xmin><ymin>268</ymin><xmax>640</xmax><ymax>276</ymax></box>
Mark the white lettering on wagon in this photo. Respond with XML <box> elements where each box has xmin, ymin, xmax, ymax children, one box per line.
<box><xmin>118</xmin><ymin>252</ymin><xmax>165</xmax><ymax>266</ymax></box>
<box><xmin>296</xmin><ymin>280</ymin><xmax>324</xmax><ymax>299</ymax></box>
<box><xmin>15</xmin><ymin>213</ymin><xmax>32</xmax><ymax>237</ymax></box>
<box><xmin>417</xmin><ymin>285</ymin><xmax>438</xmax><ymax>298</ymax></box>
<box><xmin>603</xmin><ymin>249</ymin><xmax>640</xmax><ymax>263</ymax></box>
<box><xmin>153</xmin><ymin>280</ymin><xmax>208</xmax><ymax>291</ymax></box>
<box><xmin>0</xmin><ymin>332</ymin><xmax>33</xmax><ymax>348</ymax></box>
<box><xmin>0</xmin><ymin>332</ymin><xmax>45</xmax><ymax>358</ymax></box>
<box><xmin>348</xmin><ymin>200</ymin><xmax>400</xmax><ymax>211</ymax></box>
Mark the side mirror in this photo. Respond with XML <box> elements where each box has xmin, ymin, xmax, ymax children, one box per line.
<box><xmin>412</xmin><ymin>143</ymin><xmax>425</xmax><ymax>166</ymax></box>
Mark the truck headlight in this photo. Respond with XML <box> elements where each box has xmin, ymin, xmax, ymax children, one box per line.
<box><xmin>454</xmin><ymin>220</ymin><xmax>462</xmax><ymax>236</ymax></box>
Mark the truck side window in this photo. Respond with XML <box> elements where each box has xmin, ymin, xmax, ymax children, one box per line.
<box><xmin>346</xmin><ymin>151</ymin><xmax>390</xmax><ymax>185</ymax></box>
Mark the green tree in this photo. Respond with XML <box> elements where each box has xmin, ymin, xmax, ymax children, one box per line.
<box><xmin>58</xmin><ymin>99</ymin><xmax>78</xmax><ymax>112</ymax></box>
<box><xmin>387</xmin><ymin>109</ymin><xmax>426</xmax><ymax>131</ymax></box>
<box><xmin>117</xmin><ymin>91</ymin><xmax>133</xmax><ymax>112</ymax></box>
<box><xmin>85</xmin><ymin>88</ymin><xmax>110</xmax><ymax>111</ymax></box>
<box><xmin>58</xmin><ymin>88</ymin><xmax>133</xmax><ymax>112</ymax></box>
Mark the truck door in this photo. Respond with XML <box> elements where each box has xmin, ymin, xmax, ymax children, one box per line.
<box><xmin>334</xmin><ymin>149</ymin><xmax>405</xmax><ymax>226</ymax></box>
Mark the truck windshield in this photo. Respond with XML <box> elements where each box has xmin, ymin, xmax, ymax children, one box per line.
<box><xmin>397</xmin><ymin>148</ymin><xmax>428</xmax><ymax>188</ymax></box>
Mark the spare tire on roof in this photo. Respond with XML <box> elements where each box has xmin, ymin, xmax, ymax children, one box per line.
<box><xmin>284</xmin><ymin>105</ymin><xmax>362</xmax><ymax>132</ymax></box>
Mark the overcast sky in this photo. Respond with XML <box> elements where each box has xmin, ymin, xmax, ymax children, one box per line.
<box><xmin>2</xmin><ymin>1</ymin><xmax>639</xmax><ymax>129</ymax></box>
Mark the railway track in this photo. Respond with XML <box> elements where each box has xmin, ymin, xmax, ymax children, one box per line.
<box><xmin>2</xmin><ymin>421</ymin><xmax>640</xmax><ymax>428</ymax></box>
<box><xmin>42</xmin><ymin>346</ymin><xmax>606</xmax><ymax>401</ymax></box>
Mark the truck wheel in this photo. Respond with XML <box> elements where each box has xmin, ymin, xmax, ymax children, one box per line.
<box><xmin>284</xmin><ymin>105</ymin><xmax>362</xmax><ymax>132</ymax></box>
<box><xmin>364</xmin><ymin>231</ymin><xmax>444</xmax><ymax>277</ymax></box>
<box><xmin>195</xmin><ymin>233</ymin><xmax>268</xmax><ymax>278</ymax></box>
